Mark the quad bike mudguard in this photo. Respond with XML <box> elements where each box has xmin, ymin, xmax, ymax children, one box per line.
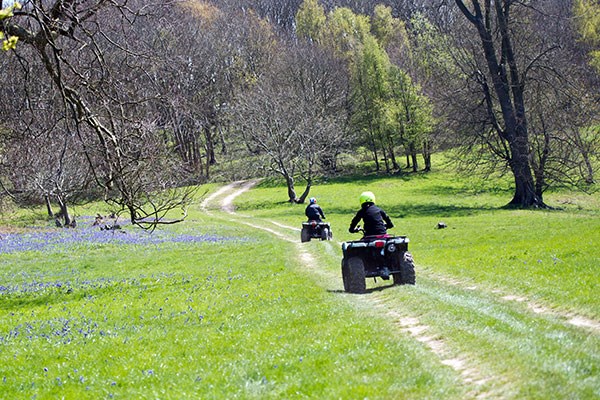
<box><xmin>341</xmin><ymin>235</ymin><xmax>415</xmax><ymax>293</ymax></box>
<box><xmin>301</xmin><ymin>221</ymin><xmax>333</xmax><ymax>242</ymax></box>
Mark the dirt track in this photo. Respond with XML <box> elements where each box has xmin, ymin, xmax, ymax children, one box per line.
<box><xmin>202</xmin><ymin>180</ymin><xmax>600</xmax><ymax>399</ymax></box>
<box><xmin>203</xmin><ymin>180</ymin><xmax>493</xmax><ymax>398</ymax></box>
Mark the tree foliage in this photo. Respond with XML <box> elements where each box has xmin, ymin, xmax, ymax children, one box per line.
<box><xmin>295</xmin><ymin>0</ymin><xmax>326</xmax><ymax>43</ymax></box>
<box><xmin>574</xmin><ymin>0</ymin><xmax>600</xmax><ymax>72</ymax></box>
<box><xmin>0</xmin><ymin>0</ymin><xmax>597</xmax><ymax>212</ymax></box>
<box><xmin>0</xmin><ymin>1</ymin><xmax>20</xmax><ymax>51</ymax></box>
<box><xmin>296</xmin><ymin>1</ymin><xmax>435</xmax><ymax>174</ymax></box>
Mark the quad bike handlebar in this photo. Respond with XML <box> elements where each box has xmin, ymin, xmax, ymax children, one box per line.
<box><xmin>350</xmin><ymin>225</ymin><xmax>365</xmax><ymax>234</ymax></box>
<box><xmin>350</xmin><ymin>225</ymin><xmax>392</xmax><ymax>234</ymax></box>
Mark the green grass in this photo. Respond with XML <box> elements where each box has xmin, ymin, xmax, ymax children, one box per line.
<box><xmin>1</xmin><ymin>157</ymin><xmax>599</xmax><ymax>399</ymax></box>
<box><xmin>233</xmin><ymin>169</ymin><xmax>600</xmax><ymax>319</ymax></box>
<box><xmin>0</xmin><ymin>212</ymin><xmax>463</xmax><ymax>399</ymax></box>
<box><xmin>227</xmin><ymin>163</ymin><xmax>600</xmax><ymax>398</ymax></box>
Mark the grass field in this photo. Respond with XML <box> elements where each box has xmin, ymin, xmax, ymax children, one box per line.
<box><xmin>0</xmin><ymin>164</ymin><xmax>598</xmax><ymax>399</ymax></box>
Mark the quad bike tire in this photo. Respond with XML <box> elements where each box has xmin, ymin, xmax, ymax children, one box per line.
<box><xmin>321</xmin><ymin>227</ymin><xmax>330</xmax><ymax>241</ymax></box>
<box><xmin>342</xmin><ymin>257</ymin><xmax>366</xmax><ymax>294</ymax></box>
<box><xmin>393</xmin><ymin>251</ymin><xmax>416</xmax><ymax>285</ymax></box>
<box><xmin>301</xmin><ymin>227</ymin><xmax>311</xmax><ymax>243</ymax></box>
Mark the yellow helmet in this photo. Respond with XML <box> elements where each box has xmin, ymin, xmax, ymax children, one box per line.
<box><xmin>359</xmin><ymin>191</ymin><xmax>375</xmax><ymax>205</ymax></box>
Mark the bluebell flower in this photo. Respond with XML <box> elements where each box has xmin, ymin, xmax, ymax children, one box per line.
<box><xmin>0</xmin><ymin>215</ymin><xmax>243</xmax><ymax>255</ymax></box>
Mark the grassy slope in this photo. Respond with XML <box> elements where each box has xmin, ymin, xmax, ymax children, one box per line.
<box><xmin>0</xmin><ymin>163</ymin><xmax>598</xmax><ymax>399</ymax></box>
<box><xmin>0</xmin><ymin>200</ymin><xmax>463</xmax><ymax>399</ymax></box>
<box><xmin>231</xmin><ymin>166</ymin><xmax>600</xmax><ymax>399</ymax></box>
<box><xmin>235</xmin><ymin>170</ymin><xmax>600</xmax><ymax>318</ymax></box>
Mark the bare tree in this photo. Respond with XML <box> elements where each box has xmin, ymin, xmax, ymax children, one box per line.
<box><xmin>445</xmin><ymin>0</ymin><xmax>599</xmax><ymax>206</ymax></box>
<box><xmin>1</xmin><ymin>0</ymin><xmax>195</xmax><ymax>228</ymax></box>
<box><xmin>453</xmin><ymin>0</ymin><xmax>544</xmax><ymax>207</ymax></box>
<box><xmin>151</xmin><ymin>3</ymin><xmax>281</xmax><ymax>182</ymax></box>
<box><xmin>0</xmin><ymin>39</ymin><xmax>95</xmax><ymax>227</ymax></box>
<box><xmin>231</xmin><ymin>40</ymin><xmax>349</xmax><ymax>202</ymax></box>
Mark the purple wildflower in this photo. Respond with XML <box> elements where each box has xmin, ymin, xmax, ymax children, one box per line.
<box><xmin>0</xmin><ymin>215</ymin><xmax>242</xmax><ymax>255</ymax></box>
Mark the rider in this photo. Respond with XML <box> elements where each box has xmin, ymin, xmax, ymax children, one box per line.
<box><xmin>348</xmin><ymin>191</ymin><xmax>394</xmax><ymax>237</ymax></box>
<box><xmin>305</xmin><ymin>197</ymin><xmax>326</xmax><ymax>222</ymax></box>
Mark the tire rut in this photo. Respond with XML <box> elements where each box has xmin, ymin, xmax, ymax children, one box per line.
<box><xmin>204</xmin><ymin>181</ymin><xmax>494</xmax><ymax>399</ymax></box>
<box><xmin>427</xmin><ymin>272</ymin><xmax>600</xmax><ymax>334</ymax></box>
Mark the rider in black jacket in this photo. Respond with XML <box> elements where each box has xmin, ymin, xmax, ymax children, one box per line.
<box><xmin>305</xmin><ymin>197</ymin><xmax>326</xmax><ymax>221</ymax></box>
<box><xmin>349</xmin><ymin>191</ymin><xmax>394</xmax><ymax>236</ymax></box>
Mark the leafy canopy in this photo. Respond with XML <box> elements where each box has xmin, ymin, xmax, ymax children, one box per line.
<box><xmin>574</xmin><ymin>0</ymin><xmax>600</xmax><ymax>72</ymax></box>
<box><xmin>0</xmin><ymin>2</ymin><xmax>21</xmax><ymax>51</ymax></box>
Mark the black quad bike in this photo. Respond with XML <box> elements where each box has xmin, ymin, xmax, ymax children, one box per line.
<box><xmin>301</xmin><ymin>220</ymin><xmax>333</xmax><ymax>242</ymax></box>
<box><xmin>341</xmin><ymin>229</ymin><xmax>415</xmax><ymax>293</ymax></box>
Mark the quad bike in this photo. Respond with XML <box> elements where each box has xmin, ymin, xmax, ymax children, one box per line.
<box><xmin>341</xmin><ymin>227</ymin><xmax>415</xmax><ymax>293</ymax></box>
<box><xmin>301</xmin><ymin>220</ymin><xmax>333</xmax><ymax>242</ymax></box>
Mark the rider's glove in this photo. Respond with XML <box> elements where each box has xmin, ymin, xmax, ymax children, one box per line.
<box><xmin>386</xmin><ymin>222</ymin><xmax>394</xmax><ymax>229</ymax></box>
<box><xmin>349</xmin><ymin>227</ymin><xmax>356</xmax><ymax>233</ymax></box>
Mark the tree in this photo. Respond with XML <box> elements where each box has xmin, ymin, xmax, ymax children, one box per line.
<box><xmin>1</xmin><ymin>0</ymin><xmax>195</xmax><ymax>229</ymax></box>
<box><xmin>295</xmin><ymin>0</ymin><xmax>326</xmax><ymax>42</ymax></box>
<box><xmin>387</xmin><ymin>66</ymin><xmax>434</xmax><ymax>172</ymax></box>
<box><xmin>446</xmin><ymin>1</ymin><xmax>599</xmax><ymax>206</ymax></box>
<box><xmin>454</xmin><ymin>0</ymin><xmax>546</xmax><ymax>207</ymax></box>
<box><xmin>350</xmin><ymin>34</ymin><xmax>392</xmax><ymax>172</ymax></box>
<box><xmin>0</xmin><ymin>68</ymin><xmax>94</xmax><ymax>227</ymax></box>
<box><xmin>231</xmin><ymin>40</ymin><xmax>349</xmax><ymax>202</ymax></box>
<box><xmin>0</xmin><ymin>1</ymin><xmax>20</xmax><ymax>51</ymax></box>
<box><xmin>322</xmin><ymin>6</ymin><xmax>433</xmax><ymax>174</ymax></box>
<box><xmin>574</xmin><ymin>0</ymin><xmax>600</xmax><ymax>73</ymax></box>
<box><xmin>150</xmin><ymin>3</ymin><xmax>243</xmax><ymax>182</ymax></box>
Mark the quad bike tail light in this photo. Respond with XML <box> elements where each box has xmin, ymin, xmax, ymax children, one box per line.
<box><xmin>373</xmin><ymin>240</ymin><xmax>385</xmax><ymax>248</ymax></box>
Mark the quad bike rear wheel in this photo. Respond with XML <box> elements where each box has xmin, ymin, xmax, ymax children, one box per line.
<box><xmin>342</xmin><ymin>257</ymin><xmax>366</xmax><ymax>294</ymax></box>
<box><xmin>321</xmin><ymin>227</ymin><xmax>330</xmax><ymax>241</ymax></box>
<box><xmin>393</xmin><ymin>251</ymin><xmax>416</xmax><ymax>285</ymax></box>
<box><xmin>301</xmin><ymin>227</ymin><xmax>311</xmax><ymax>243</ymax></box>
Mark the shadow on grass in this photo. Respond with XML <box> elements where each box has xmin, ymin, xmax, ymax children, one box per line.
<box><xmin>319</xmin><ymin>171</ymin><xmax>420</xmax><ymax>185</ymax></box>
<box><xmin>327</xmin><ymin>283</ymin><xmax>399</xmax><ymax>295</ymax></box>
<box><xmin>255</xmin><ymin>170</ymin><xmax>429</xmax><ymax>189</ymax></box>
<box><xmin>324</xmin><ymin>203</ymin><xmax>497</xmax><ymax>218</ymax></box>
<box><xmin>235</xmin><ymin>200</ymin><xmax>499</xmax><ymax>218</ymax></box>
<box><xmin>250</xmin><ymin>172</ymin><xmax>515</xmax><ymax>216</ymax></box>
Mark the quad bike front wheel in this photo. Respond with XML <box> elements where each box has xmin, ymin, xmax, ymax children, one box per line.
<box><xmin>393</xmin><ymin>251</ymin><xmax>416</xmax><ymax>285</ymax></box>
<box><xmin>342</xmin><ymin>257</ymin><xmax>366</xmax><ymax>294</ymax></box>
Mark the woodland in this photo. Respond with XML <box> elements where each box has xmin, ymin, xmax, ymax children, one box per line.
<box><xmin>0</xmin><ymin>0</ymin><xmax>599</xmax><ymax>227</ymax></box>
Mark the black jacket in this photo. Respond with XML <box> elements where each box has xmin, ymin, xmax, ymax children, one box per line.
<box><xmin>305</xmin><ymin>203</ymin><xmax>325</xmax><ymax>221</ymax></box>
<box><xmin>349</xmin><ymin>202</ymin><xmax>393</xmax><ymax>236</ymax></box>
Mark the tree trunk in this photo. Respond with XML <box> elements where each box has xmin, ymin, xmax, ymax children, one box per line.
<box><xmin>296</xmin><ymin>178</ymin><xmax>312</xmax><ymax>204</ymax></box>
<box><xmin>507</xmin><ymin>136</ymin><xmax>543</xmax><ymax>207</ymax></box>
<box><xmin>53</xmin><ymin>195</ymin><xmax>74</xmax><ymax>227</ymax></box>
<box><xmin>382</xmin><ymin>141</ymin><xmax>391</xmax><ymax>173</ymax></box>
<box><xmin>456</xmin><ymin>0</ymin><xmax>545</xmax><ymax>208</ymax></box>
<box><xmin>386</xmin><ymin>134</ymin><xmax>399</xmax><ymax>170</ymax></box>
<box><xmin>45</xmin><ymin>195</ymin><xmax>54</xmax><ymax>218</ymax></box>
<box><xmin>411</xmin><ymin>152</ymin><xmax>419</xmax><ymax>172</ymax></box>
<box><xmin>422</xmin><ymin>139</ymin><xmax>431</xmax><ymax>172</ymax></box>
<box><xmin>371</xmin><ymin>134</ymin><xmax>380</xmax><ymax>171</ymax></box>
<box><xmin>285</xmin><ymin>175</ymin><xmax>297</xmax><ymax>203</ymax></box>
<box><xmin>205</xmin><ymin>127</ymin><xmax>217</xmax><ymax>165</ymax></box>
<box><xmin>409</xmin><ymin>143</ymin><xmax>419</xmax><ymax>172</ymax></box>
